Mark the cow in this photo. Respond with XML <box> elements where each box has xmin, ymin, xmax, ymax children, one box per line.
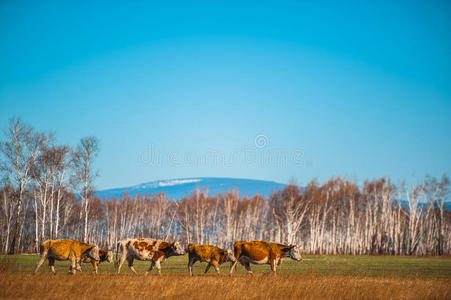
<box><xmin>187</xmin><ymin>243</ymin><xmax>235</xmax><ymax>276</ymax></box>
<box><xmin>33</xmin><ymin>239</ymin><xmax>100</xmax><ymax>275</ymax></box>
<box><xmin>79</xmin><ymin>248</ymin><xmax>113</xmax><ymax>274</ymax></box>
<box><xmin>229</xmin><ymin>240</ymin><xmax>302</xmax><ymax>275</ymax></box>
<box><xmin>115</xmin><ymin>238</ymin><xmax>185</xmax><ymax>275</ymax></box>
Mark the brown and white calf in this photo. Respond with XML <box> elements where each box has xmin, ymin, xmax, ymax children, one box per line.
<box><xmin>229</xmin><ymin>240</ymin><xmax>302</xmax><ymax>275</ymax></box>
<box><xmin>187</xmin><ymin>243</ymin><xmax>235</xmax><ymax>276</ymax></box>
<box><xmin>80</xmin><ymin>248</ymin><xmax>113</xmax><ymax>274</ymax></box>
<box><xmin>115</xmin><ymin>238</ymin><xmax>185</xmax><ymax>275</ymax></box>
<box><xmin>34</xmin><ymin>239</ymin><xmax>100</xmax><ymax>275</ymax></box>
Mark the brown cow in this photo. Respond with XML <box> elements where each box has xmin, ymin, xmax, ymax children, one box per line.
<box><xmin>229</xmin><ymin>240</ymin><xmax>302</xmax><ymax>275</ymax></box>
<box><xmin>33</xmin><ymin>239</ymin><xmax>100</xmax><ymax>275</ymax></box>
<box><xmin>115</xmin><ymin>238</ymin><xmax>185</xmax><ymax>275</ymax></box>
<box><xmin>79</xmin><ymin>248</ymin><xmax>113</xmax><ymax>274</ymax></box>
<box><xmin>187</xmin><ymin>243</ymin><xmax>235</xmax><ymax>276</ymax></box>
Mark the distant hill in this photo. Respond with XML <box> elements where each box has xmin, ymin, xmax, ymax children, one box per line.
<box><xmin>95</xmin><ymin>178</ymin><xmax>451</xmax><ymax>208</ymax></box>
<box><xmin>96</xmin><ymin>177</ymin><xmax>287</xmax><ymax>200</ymax></box>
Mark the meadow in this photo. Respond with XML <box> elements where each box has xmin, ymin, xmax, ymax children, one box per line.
<box><xmin>0</xmin><ymin>254</ymin><xmax>450</xmax><ymax>299</ymax></box>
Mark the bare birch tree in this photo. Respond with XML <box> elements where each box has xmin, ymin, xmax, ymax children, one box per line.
<box><xmin>271</xmin><ymin>184</ymin><xmax>310</xmax><ymax>245</ymax></box>
<box><xmin>0</xmin><ymin>185</ymin><xmax>15</xmax><ymax>253</ymax></box>
<box><xmin>0</xmin><ymin>117</ymin><xmax>48</xmax><ymax>253</ymax></box>
<box><xmin>72</xmin><ymin>136</ymin><xmax>99</xmax><ymax>243</ymax></box>
<box><xmin>51</xmin><ymin>145</ymin><xmax>72</xmax><ymax>238</ymax></box>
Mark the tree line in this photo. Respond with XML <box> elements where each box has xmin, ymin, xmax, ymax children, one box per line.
<box><xmin>0</xmin><ymin>117</ymin><xmax>98</xmax><ymax>254</ymax></box>
<box><xmin>0</xmin><ymin>117</ymin><xmax>449</xmax><ymax>255</ymax></box>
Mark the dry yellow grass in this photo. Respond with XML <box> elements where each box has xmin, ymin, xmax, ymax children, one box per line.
<box><xmin>2</xmin><ymin>255</ymin><xmax>451</xmax><ymax>299</ymax></box>
<box><xmin>0</xmin><ymin>273</ymin><xmax>450</xmax><ymax>300</ymax></box>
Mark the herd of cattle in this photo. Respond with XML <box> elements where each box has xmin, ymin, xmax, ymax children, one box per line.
<box><xmin>33</xmin><ymin>238</ymin><xmax>303</xmax><ymax>275</ymax></box>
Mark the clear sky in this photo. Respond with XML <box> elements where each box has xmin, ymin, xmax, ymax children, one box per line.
<box><xmin>1</xmin><ymin>1</ymin><xmax>450</xmax><ymax>190</ymax></box>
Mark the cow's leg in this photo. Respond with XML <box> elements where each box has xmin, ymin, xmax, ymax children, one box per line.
<box><xmin>92</xmin><ymin>260</ymin><xmax>98</xmax><ymax>274</ymax></box>
<box><xmin>33</xmin><ymin>253</ymin><xmax>47</xmax><ymax>274</ymax></box>
<box><xmin>76</xmin><ymin>261</ymin><xmax>82</xmax><ymax>272</ymax></box>
<box><xmin>48</xmin><ymin>258</ymin><xmax>56</xmax><ymax>275</ymax></box>
<box><xmin>211</xmin><ymin>260</ymin><xmax>220</xmax><ymax>275</ymax></box>
<box><xmin>229</xmin><ymin>258</ymin><xmax>240</xmax><ymax>275</ymax></box>
<box><xmin>127</xmin><ymin>257</ymin><xmax>137</xmax><ymax>274</ymax></box>
<box><xmin>145</xmin><ymin>261</ymin><xmax>155</xmax><ymax>276</ymax></box>
<box><xmin>76</xmin><ymin>260</ymin><xmax>82</xmax><ymax>273</ymax></box>
<box><xmin>188</xmin><ymin>258</ymin><xmax>197</xmax><ymax>276</ymax></box>
<box><xmin>116</xmin><ymin>254</ymin><xmax>127</xmax><ymax>274</ymax></box>
<box><xmin>75</xmin><ymin>256</ymin><xmax>83</xmax><ymax>274</ymax></box>
<box><xmin>204</xmin><ymin>263</ymin><xmax>212</xmax><ymax>274</ymax></box>
<box><xmin>270</xmin><ymin>259</ymin><xmax>277</xmax><ymax>275</ymax></box>
<box><xmin>243</xmin><ymin>261</ymin><xmax>253</xmax><ymax>274</ymax></box>
<box><xmin>69</xmin><ymin>255</ymin><xmax>77</xmax><ymax>275</ymax></box>
<box><xmin>154</xmin><ymin>260</ymin><xmax>162</xmax><ymax>276</ymax></box>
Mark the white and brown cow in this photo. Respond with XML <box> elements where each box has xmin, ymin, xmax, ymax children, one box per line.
<box><xmin>115</xmin><ymin>238</ymin><xmax>185</xmax><ymax>275</ymax></box>
<box><xmin>187</xmin><ymin>243</ymin><xmax>235</xmax><ymax>276</ymax></box>
<box><xmin>229</xmin><ymin>240</ymin><xmax>302</xmax><ymax>275</ymax></box>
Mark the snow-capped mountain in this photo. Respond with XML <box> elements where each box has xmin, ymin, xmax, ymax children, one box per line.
<box><xmin>96</xmin><ymin>177</ymin><xmax>286</xmax><ymax>200</ymax></box>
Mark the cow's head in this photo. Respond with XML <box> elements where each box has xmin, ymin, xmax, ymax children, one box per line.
<box><xmin>283</xmin><ymin>245</ymin><xmax>302</xmax><ymax>261</ymax></box>
<box><xmin>226</xmin><ymin>249</ymin><xmax>236</xmax><ymax>262</ymax></box>
<box><xmin>171</xmin><ymin>241</ymin><xmax>185</xmax><ymax>256</ymax></box>
<box><xmin>218</xmin><ymin>249</ymin><xmax>235</xmax><ymax>263</ymax></box>
<box><xmin>87</xmin><ymin>245</ymin><xmax>100</xmax><ymax>261</ymax></box>
<box><xmin>106</xmin><ymin>250</ymin><xmax>114</xmax><ymax>263</ymax></box>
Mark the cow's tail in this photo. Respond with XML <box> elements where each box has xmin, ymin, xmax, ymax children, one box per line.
<box><xmin>231</xmin><ymin>241</ymin><xmax>242</xmax><ymax>264</ymax></box>
<box><xmin>114</xmin><ymin>241</ymin><xmax>123</xmax><ymax>268</ymax></box>
<box><xmin>39</xmin><ymin>243</ymin><xmax>44</xmax><ymax>256</ymax></box>
<box><xmin>39</xmin><ymin>240</ymin><xmax>49</xmax><ymax>256</ymax></box>
<box><xmin>185</xmin><ymin>243</ymin><xmax>191</xmax><ymax>254</ymax></box>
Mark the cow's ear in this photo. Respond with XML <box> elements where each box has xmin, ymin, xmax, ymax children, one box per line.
<box><xmin>281</xmin><ymin>247</ymin><xmax>291</xmax><ymax>253</ymax></box>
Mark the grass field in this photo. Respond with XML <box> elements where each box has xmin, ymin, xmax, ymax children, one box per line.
<box><xmin>1</xmin><ymin>254</ymin><xmax>450</xmax><ymax>299</ymax></box>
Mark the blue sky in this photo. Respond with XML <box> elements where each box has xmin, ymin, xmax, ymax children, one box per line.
<box><xmin>1</xmin><ymin>1</ymin><xmax>450</xmax><ymax>190</ymax></box>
